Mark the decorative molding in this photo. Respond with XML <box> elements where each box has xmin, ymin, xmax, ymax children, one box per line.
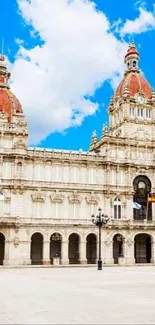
<box><xmin>86</xmin><ymin>193</ymin><xmax>99</xmax><ymax>205</ymax></box>
<box><xmin>126</xmin><ymin>238</ymin><xmax>133</xmax><ymax>247</ymax></box>
<box><xmin>12</xmin><ymin>184</ymin><xmax>25</xmax><ymax>195</ymax></box>
<box><xmin>13</xmin><ymin>139</ymin><xmax>27</xmax><ymax>150</ymax></box>
<box><xmin>68</xmin><ymin>193</ymin><xmax>82</xmax><ymax>204</ymax></box>
<box><xmin>13</xmin><ymin>236</ymin><xmax>20</xmax><ymax>247</ymax></box>
<box><xmin>50</xmin><ymin>192</ymin><xmax>65</xmax><ymax>203</ymax></box>
<box><xmin>130</xmin><ymin>127</ymin><xmax>151</xmax><ymax>141</ymax></box>
<box><xmin>105</xmin><ymin>238</ymin><xmax>111</xmax><ymax>247</ymax></box>
<box><xmin>31</xmin><ymin>192</ymin><xmax>46</xmax><ymax>203</ymax></box>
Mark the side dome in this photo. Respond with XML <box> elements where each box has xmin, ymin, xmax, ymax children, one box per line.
<box><xmin>0</xmin><ymin>55</ymin><xmax>22</xmax><ymax>122</ymax></box>
<box><xmin>115</xmin><ymin>43</ymin><xmax>152</xmax><ymax>100</ymax></box>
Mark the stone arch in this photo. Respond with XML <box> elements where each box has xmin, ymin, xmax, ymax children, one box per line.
<box><xmin>134</xmin><ymin>233</ymin><xmax>152</xmax><ymax>264</ymax></box>
<box><xmin>50</xmin><ymin>232</ymin><xmax>62</xmax><ymax>264</ymax></box>
<box><xmin>68</xmin><ymin>233</ymin><xmax>80</xmax><ymax>264</ymax></box>
<box><xmin>0</xmin><ymin>232</ymin><xmax>5</xmax><ymax>265</ymax></box>
<box><xmin>133</xmin><ymin>175</ymin><xmax>152</xmax><ymax>220</ymax></box>
<box><xmin>30</xmin><ymin>232</ymin><xmax>43</xmax><ymax>265</ymax></box>
<box><xmin>113</xmin><ymin>233</ymin><xmax>125</xmax><ymax>264</ymax></box>
<box><xmin>29</xmin><ymin>229</ymin><xmax>46</xmax><ymax>239</ymax></box>
<box><xmin>86</xmin><ymin>233</ymin><xmax>97</xmax><ymax>264</ymax></box>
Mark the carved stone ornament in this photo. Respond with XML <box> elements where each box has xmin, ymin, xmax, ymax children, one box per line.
<box><xmin>12</xmin><ymin>184</ymin><xmax>25</xmax><ymax>195</ymax></box>
<box><xmin>105</xmin><ymin>238</ymin><xmax>111</xmax><ymax>247</ymax></box>
<box><xmin>86</xmin><ymin>194</ymin><xmax>99</xmax><ymax>205</ymax></box>
<box><xmin>13</xmin><ymin>139</ymin><xmax>27</xmax><ymax>150</ymax></box>
<box><xmin>126</xmin><ymin>238</ymin><xmax>133</xmax><ymax>247</ymax></box>
<box><xmin>31</xmin><ymin>192</ymin><xmax>46</xmax><ymax>203</ymax></box>
<box><xmin>130</xmin><ymin>127</ymin><xmax>151</xmax><ymax>141</ymax></box>
<box><xmin>50</xmin><ymin>192</ymin><xmax>64</xmax><ymax>203</ymax></box>
<box><xmin>13</xmin><ymin>236</ymin><xmax>20</xmax><ymax>247</ymax></box>
<box><xmin>68</xmin><ymin>193</ymin><xmax>82</xmax><ymax>204</ymax></box>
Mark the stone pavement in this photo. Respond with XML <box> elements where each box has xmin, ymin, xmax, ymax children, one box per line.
<box><xmin>0</xmin><ymin>266</ymin><xmax>155</xmax><ymax>324</ymax></box>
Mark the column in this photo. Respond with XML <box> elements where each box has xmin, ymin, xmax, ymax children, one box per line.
<box><xmin>3</xmin><ymin>239</ymin><xmax>10</xmax><ymax>265</ymax></box>
<box><xmin>125</xmin><ymin>238</ymin><xmax>135</xmax><ymax>265</ymax></box>
<box><xmin>103</xmin><ymin>240</ymin><xmax>114</xmax><ymax>265</ymax></box>
<box><xmin>151</xmin><ymin>241</ymin><xmax>155</xmax><ymax>263</ymax></box>
<box><xmin>79</xmin><ymin>240</ymin><xmax>87</xmax><ymax>264</ymax></box>
<box><xmin>61</xmin><ymin>240</ymin><xmax>69</xmax><ymax>265</ymax></box>
<box><xmin>43</xmin><ymin>240</ymin><xmax>50</xmax><ymax>265</ymax></box>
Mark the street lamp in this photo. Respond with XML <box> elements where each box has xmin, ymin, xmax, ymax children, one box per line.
<box><xmin>91</xmin><ymin>208</ymin><xmax>109</xmax><ymax>270</ymax></box>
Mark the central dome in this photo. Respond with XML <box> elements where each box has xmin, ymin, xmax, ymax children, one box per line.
<box><xmin>115</xmin><ymin>43</ymin><xmax>152</xmax><ymax>100</ymax></box>
<box><xmin>0</xmin><ymin>55</ymin><xmax>22</xmax><ymax>122</ymax></box>
<box><xmin>116</xmin><ymin>72</ymin><xmax>152</xmax><ymax>99</ymax></box>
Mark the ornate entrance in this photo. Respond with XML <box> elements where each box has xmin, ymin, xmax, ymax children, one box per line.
<box><xmin>0</xmin><ymin>233</ymin><xmax>5</xmax><ymax>265</ymax></box>
<box><xmin>113</xmin><ymin>234</ymin><xmax>124</xmax><ymax>264</ymax></box>
<box><xmin>133</xmin><ymin>176</ymin><xmax>152</xmax><ymax>220</ymax></box>
<box><xmin>69</xmin><ymin>233</ymin><xmax>80</xmax><ymax>264</ymax></box>
<box><xmin>134</xmin><ymin>233</ymin><xmax>151</xmax><ymax>263</ymax></box>
<box><xmin>50</xmin><ymin>232</ymin><xmax>62</xmax><ymax>264</ymax></box>
<box><xmin>86</xmin><ymin>234</ymin><xmax>97</xmax><ymax>264</ymax></box>
<box><xmin>31</xmin><ymin>233</ymin><xmax>43</xmax><ymax>265</ymax></box>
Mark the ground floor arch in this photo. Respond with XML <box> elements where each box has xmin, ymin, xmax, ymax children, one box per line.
<box><xmin>113</xmin><ymin>234</ymin><xmax>124</xmax><ymax>264</ymax></box>
<box><xmin>30</xmin><ymin>232</ymin><xmax>43</xmax><ymax>265</ymax></box>
<box><xmin>134</xmin><ymin>233</ymin><xmax>152</xmax><ymax>263</ymax></box>
<box><xmin>86</xmin><ymin>233</ymin><xmax>97</xmax><ymax>264</ymax></box>
<box><xmin>0</xmin><ymin>233</ymin><xmax>5</xmax><ymax>265</ymax></box>
<box><xmin>50</xmin><ymin>232</ymin><xmax>62</xmax><ymax>264</ymax></box>
<box><xmin>69</xmin><ymin>233</ymin><xmax>80</xmax><ymax>264</ymax></box>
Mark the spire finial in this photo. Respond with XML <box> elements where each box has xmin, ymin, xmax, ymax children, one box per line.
<box><xmin>89</xmin><ymin>130</ymin><xmax>97</xmax><ymax>148</ymax></box>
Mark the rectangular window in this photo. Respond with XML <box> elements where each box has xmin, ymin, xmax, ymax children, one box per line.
<box><xmin>146</xmin><ymin>109</ymin><xmax>151</xmax><ymax>119</ymax></box>
<box><xmin>114</xmin><ymin>205</ymin><xmax>117</xmax><ymax>219</ymax></box>
<box><xmin>137</xmin><ymin>108</ymin><xmax>140</xmax><ymax>117</ymax></box>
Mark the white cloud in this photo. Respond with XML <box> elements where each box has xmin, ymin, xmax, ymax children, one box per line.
<box><xmin>120</xmin><ymin>7</ymin><xmax>155</xmax><ymax>35</ymax></box>
<box><xmin>10</xmin><ymin>0</ymin><xmax>127</xmax><ymax>145</ymax></box>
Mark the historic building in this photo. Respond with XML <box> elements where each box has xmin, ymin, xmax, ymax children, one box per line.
<box><xmin>0</xmin><ymin>42</ymin><xmax>155</xmax><ymax>266</ymax></box>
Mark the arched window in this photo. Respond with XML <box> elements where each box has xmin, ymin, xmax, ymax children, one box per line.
<box><xmin>17</xmin><ymin>162</ymin><xmax>22</xmax><ymax>178</ymax></box>
<box><xmin>114</xmin><ymin>197</ymin><xmax>121</xmax><ymax>219</ymax></box>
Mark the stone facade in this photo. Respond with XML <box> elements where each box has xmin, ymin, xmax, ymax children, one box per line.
<box><xmin>0</xmin><ymin>43</ymin><xmax>155</xmax><ymax>266</ymax></box>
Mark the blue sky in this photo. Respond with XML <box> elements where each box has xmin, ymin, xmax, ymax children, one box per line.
<box><xmin>0</xmin><ymin>0</ymin><xmax>155</xmax><ymax>150</ymax></box>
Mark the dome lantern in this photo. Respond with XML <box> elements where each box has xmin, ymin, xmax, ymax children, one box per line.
<box><xmin>124</xmin><ymin>42</ymin><xmax>139</xmax><ymax>72</ymax></box>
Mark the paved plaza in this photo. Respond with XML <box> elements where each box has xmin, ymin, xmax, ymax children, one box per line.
<box><xmin>0</xmin><ymin>266</ymin><xmax>155</xmax><ymax>324</ymax></box>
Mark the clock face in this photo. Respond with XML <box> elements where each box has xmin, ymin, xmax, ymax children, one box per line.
<box><xmin>137</xmin><ymin>95</ymin><xmax>145</xmax><ymax>104</ymax></box>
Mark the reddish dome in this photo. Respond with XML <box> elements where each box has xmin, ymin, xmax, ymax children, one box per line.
<box><xmin>116</xmin><ymin>72</ymin><xmax>152</xmax><ymax>99</ymax></box>
<box><xmin>115</xmin><ymin>43</ymin><xmax>152</xmax><ymax>100</ymax></box>
<box><xmin>0</xmin><ymin>55</ymin><xmax>22</xmax><ymax>123</ymax></box>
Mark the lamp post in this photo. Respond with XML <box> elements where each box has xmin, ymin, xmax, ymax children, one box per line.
<box><xmin>91</xmin><ymin>208</ymin><xmax>109</xmax><ymax>270</ymax></box>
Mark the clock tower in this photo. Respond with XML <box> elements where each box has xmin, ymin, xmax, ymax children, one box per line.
<box><xmin>108</xmin><ymin>42</ymin><xmax>155</xmax><ymax>141</ymax></box>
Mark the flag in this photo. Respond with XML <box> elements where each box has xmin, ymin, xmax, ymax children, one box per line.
<box><xmin>133</xmin><ymin>202</ymin><xmax>141</xmax><ymax>209</ymax></box>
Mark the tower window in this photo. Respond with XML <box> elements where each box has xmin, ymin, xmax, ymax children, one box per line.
<box><xmin>146</xmin><ymin>109</ymin><xmax>151</xmax><ymax>119</ymax></box>
<box><xmin>133</xmin><ymin>60</ymin><xmax>136</xmax><ymax>67</ymax></box>
<box><xmin>130</xmin><ymin>107</ymin><xmax>135</xmax><ymax>116</ymax></box>
<box><xmin>140</xmin><ymin>109</ymin><xmax>143</xmax><ymax>117</ymax></box>
<box><xmin>137</xmin><ymin>108</ymin><xmax>140</xmax><ymax>117</ymax></box>
<box><xmin>114</xmin><ymin>197</ymin><xmax>121</xmax><ymax>219</ymax></box>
